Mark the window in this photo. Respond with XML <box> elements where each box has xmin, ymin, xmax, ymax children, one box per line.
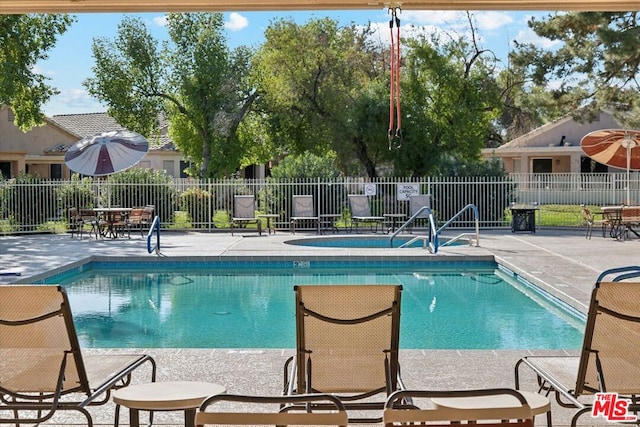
<box><xmin>179</xmin><ymin>161</ymin><xmax>189</xmax><ymax>178</ymax></box>
<box><xmin>50</xmin><ymin>164</ymin><xmax>62</xmax><ymax>179</ymax></box>
<box><xmin>0</xmin><ymin>162</ymin><xmax>10</xmax><ymax>178</ymax></box>
<box><xmin>163</xmin><ymin>160</ymin><xmax>175</xmax><ymax>177</ymax></box>
<box><xmin>532</xmin><ymin>159</ymin><xmax>552</xmax><ymax>173</ymax></box>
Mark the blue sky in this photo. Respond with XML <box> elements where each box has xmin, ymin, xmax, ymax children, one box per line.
<box><xmin>37</xmin><ymin>10</ymin><xmax>556</xmax><ymax>117</ymax></box>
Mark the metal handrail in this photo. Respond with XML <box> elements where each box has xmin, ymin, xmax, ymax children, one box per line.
<box><xmin>146</xmin><ymin>215</ymin><xmax>161</xmax><ymax>255</ymax></box>
<box><xmin>437</xmin><ymin>204</ymin><xmax>480</xmax><ymax>247</ymax></box>
<box><xmin>390</xmin><ymin>204</ymin><xmax>480</xmax><ymax>252</ymax></box>
<box><xmin>390</xmin><ymin>207</ymin><xmax>439</xmax><ymax>253</ymax></box>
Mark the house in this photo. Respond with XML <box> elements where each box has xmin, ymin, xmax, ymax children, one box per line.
<box><xmin>482</xmin><ymin>110</ymin><xmax>626</xmax><ymax>174</ymax></box>
<box><xmin>0</xmin><ymin>106</ymin><xmax>188</xmax><ymax>179</ymax></box>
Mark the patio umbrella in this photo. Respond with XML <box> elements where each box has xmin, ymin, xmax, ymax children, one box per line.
<box><xmin>581</xmin><ymin>129</ymin><xmax>640</xmax><ymax>204</ymax></box>
<box><xmin>65</xmin><ymin>130</ymin><xmax>149</xmax><ymax>177</ymax></box>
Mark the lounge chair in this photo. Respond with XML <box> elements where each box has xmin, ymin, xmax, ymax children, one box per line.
<box><xmin>410</xmin><ymin>194</ymin><xmax>431</xmax><ymax>230</ymax></box>
<box><xmin>283</xmin><ymin>284</ymin><xmax>405</xmax><ymax>423</ymax></box>
<box><xmin>514</xmin><ymin>265</ymin><xmax>640</xmax><ymax>427</ymax></box>
<box><xmin>195</xmin><ymin>393</ymin><xmax>348</xmax><ymax>426</ymax></box>
<box><xmin>231</xmin><ymin>195</ymin><xmax>262</xmax><ymax>236</ymax></box>
<box><xmin>384</xmin><ymin>388</ymin><xmax>534</xmax><ymax>427</ymax></box>
<box><xmin>0</xmin><ymin>285</ymin><xmax>156</xmax><ymax>426</ymax></box>
<box><xmin>290</xmin><ymin>195</ymin><xmax>319</xmax><ymax>234</ymax></box>
<box><xmin>348</xmin><ymin>194</ymin><xmax>384</xmax><ymax>233</ymax></box>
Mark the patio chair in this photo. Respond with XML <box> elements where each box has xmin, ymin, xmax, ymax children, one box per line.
<box><xmin>581</xmin><ymin>205</ymin><xmax>608</xmax><ymax>239</ymax></box>
<box><xmin>68</xmin><ymin>207</ymin><xmax>84</xmax><ymax>238</ymax></box>
<box><xmin>231</xmin><ymin>195</ymin><xmax>262</xmax><ymax>236</ymax></box>
<box><xmin>125</xmin><ymin>207</ymin><xmax>145</xmax><ymax>238</ymax></box>
<box><xmin>514</xmin><ymin>265</ymin><xmax>640</xmax><ymax>427</ymax></box>
<box><xmin>79</xmin><ymin>208</ymin><xmax>106</xmax><ymax>239</ymax></box>
<box><xmin>283</xmin><ymin>284</ymin><xmax>405</xmax><ymax>423</ymax></box>
<box><xmin>383</xmin><ymin>388</ymin><xmax>534</xmax><ymax>427</ymax></box>
<box><xmin>0</xmin><ymin>285</ymin><xmax>156</xmax><ymax>427</ymax></box>
<box><xmin>290</xmin><ymin>195</ymin><xmax>319</xmax><ymax>234</ymax></box>
<box><xmin>195</xmin><ymin>393</ymin><xmax>348</xmax><ymax>426</ymax></box>
<box><xmin>348</xmin><ymin>194</ymin><xmax>384</xmax><ymax>233</ymax></box>
<box><xmin>619</xmin><ymin>206</ymin><xmax>640</xmax><ymax>240</ymax></box>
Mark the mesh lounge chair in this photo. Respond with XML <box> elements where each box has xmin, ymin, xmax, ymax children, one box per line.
<box><xmin>195</xmin><ymin>393</ymin><xmax>348</xmax><ymax>426</ymax></box>
<box><xmin>231</xmin><ymin>195</ymin><xmax>262</xmax><ymax>236</ymax></box>
<box><xmin>283</xmin><ymin>284</ymin><xmax>405</xmax><ymax>423</ymax></box>
<box><xmin>348</xmin><ymin>194</ymin><xmax>384</xmax><ymax>233</ymax></box>
<box><xmin>0</xmin><ymin>285</ymin><xmax>156</xmax><ymax>426</ymax></box>
<box><xmin>514</xmin><ymin>266</ymin><xmax>640</xmax><ymax>427</ymax></box>
<box><xmin>384</xmin><ymin>388</ymin><xmax>534</xmax><ymax>427</ymax></box>
<box><xmin>410</xmin><ymin>194</ymin><xmax>431</xmax><ymax>230</ymax></box>
<box><xmin>290</xmin><ymin>195</ymin><xmax>319</xmax><ymax>234</ymax></box>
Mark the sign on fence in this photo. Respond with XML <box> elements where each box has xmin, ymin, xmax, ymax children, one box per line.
<box><xmin>364</xmin><ymin>183</ymin><xmax>377</xmax><ymax>196</ymax></box>
<box><xmin>396</xmin><ymin>183</ymin><xmax>420</xmax><ymax>201</ymax></box>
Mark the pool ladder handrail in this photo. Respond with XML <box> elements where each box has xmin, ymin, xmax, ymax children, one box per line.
<box><xmin>436</xmin><ymin>204</ymin><xmax>480</xmax><ymax>248</ymax></box>
<box><xmin>389</xmin><ymin>207</ymin><xmax>439</xmax><ymax>253</ymax></box>
<box><xmin>389</xmin><ymin>204</ymin><xmax>480</xmax><ymax>252</ymax></box>
<box><xmin>147</xmin><ymin>215</ymin><xmax>161</xmax><ymax>255</ymax></box>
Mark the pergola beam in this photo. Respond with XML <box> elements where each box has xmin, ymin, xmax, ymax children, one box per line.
<box><xmin>1</xmin><ymin>0</ymin><xmax>637</xmax><ymax>13</ymax></box>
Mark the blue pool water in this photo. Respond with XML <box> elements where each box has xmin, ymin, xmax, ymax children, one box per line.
<box><xmin>40</xmin><ymin>260</ymin><xmax>585</xmax><ymax>350</ymax></box>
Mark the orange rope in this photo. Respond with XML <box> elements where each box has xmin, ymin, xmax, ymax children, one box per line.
<box><xmin>388</xmin><ymin>7</ymin><xmax>402</xmax><ymax>150</ymax></box>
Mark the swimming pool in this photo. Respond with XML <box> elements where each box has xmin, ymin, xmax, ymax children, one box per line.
<box><xmin>38</xmin><ymin>259</ymin><xmax>584</xmax><ymax>350</ymax></box>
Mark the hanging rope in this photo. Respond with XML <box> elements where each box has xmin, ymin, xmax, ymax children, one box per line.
<box><xmin>388</xmin><ymin>6</ymin><xmax>402</xmax><ymax>150</ymax></box>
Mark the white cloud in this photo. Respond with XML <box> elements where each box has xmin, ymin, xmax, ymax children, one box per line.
<box><xmin>513</xmin><ymin>27</ymin><xmax>561</xmax><ymax>49</ymax></box>
<box><xmin>473</xmin><ymin>12</ymin><xmax>514</xmax><ymax>32</ymax></box>
<box><xmin>153</xmin><ymin>15</ymin><xmax>168</xmax><ymax>27</ymax></box>
<box><xmin>225</xmin><ymin>13</ymin><xmax>249</xmax><ymax>32</ymax></box>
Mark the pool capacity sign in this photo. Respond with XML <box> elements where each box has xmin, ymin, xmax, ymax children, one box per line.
<box><xmin>396</xmin><ymin>183</ymin><xmax>420</xmax><ymax>201</ymax></box>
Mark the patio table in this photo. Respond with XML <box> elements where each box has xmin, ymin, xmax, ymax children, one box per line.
<box><xmin>94</xmin><ymin>207</ymin><xmax>132</xmax><ymax>238</ymax></box>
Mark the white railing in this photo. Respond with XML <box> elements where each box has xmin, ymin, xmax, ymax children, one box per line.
<box><xmin>0</xmin><ymin>173</ymin><xmax>637</xmax><ymax>234</ymax></box>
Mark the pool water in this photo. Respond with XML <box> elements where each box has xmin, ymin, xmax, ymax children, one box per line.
<box><xmin>43</xmin><ymin>261</ymin><xmax>585</xmax><ymax>349</ymax></box>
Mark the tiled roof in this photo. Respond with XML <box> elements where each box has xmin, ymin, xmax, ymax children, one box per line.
<box><xmin>48</xmin><ymin>112</ymin><xmax>175</xmax><ymax>151</ymax></box>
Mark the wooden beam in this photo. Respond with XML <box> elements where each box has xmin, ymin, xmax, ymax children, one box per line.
<box><xmin>1</xmin><ymin>0</ymin><xmax>637</xmax><ymax>13</ymax></box>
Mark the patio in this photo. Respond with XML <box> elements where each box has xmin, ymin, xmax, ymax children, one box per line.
<box><xmin>1</xmin><ymin>228</ymin><xmax>634</xmax><ymax>426</ymax></box>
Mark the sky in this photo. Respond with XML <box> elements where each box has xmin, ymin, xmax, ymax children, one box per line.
<box><xmin>36</xmin><ymin>9</ymin><xmax>558</xmax><ymax>117</ymax></box>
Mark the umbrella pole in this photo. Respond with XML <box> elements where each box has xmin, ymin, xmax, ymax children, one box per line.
<box><xmin>628</xmin><ymin>143</ymin><xmax>632</xmax><ymax>205</ymax></box>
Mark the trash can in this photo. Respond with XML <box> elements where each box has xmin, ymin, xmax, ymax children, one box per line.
<box><xmin>510</xmin><ymin>204</ymin><xmax>537</xmax><ymax>233</ymax></box>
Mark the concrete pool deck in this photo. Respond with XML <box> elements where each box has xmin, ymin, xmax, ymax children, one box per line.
<box><xmin>1</xmin><ymin>227</ymin><xmax>635</xmax><ymax>426</ymax></box>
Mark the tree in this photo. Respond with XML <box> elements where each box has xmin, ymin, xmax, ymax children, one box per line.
<box><xmin>509</xmin><ymin>12</ymin><xmax>640</xmax><ymax>128</ymax></box>
<box><xmin>84</xmin><ymin>13</ymin><xmax>258</xmax><ymax>178</ymax></box>
<box><xmin>254</xmin><ymin>18</ymin><xmax>393</xmax><ymax>178</ymax></box>
<box><xmin>395</xmin><ymin>31</ymin><xmax>502</xmax><ymax>176</ymax></box>
<box><xmin>0</xmin><ymin>14</ymin><xmax>75</xmax><ymax>130</ymax></box>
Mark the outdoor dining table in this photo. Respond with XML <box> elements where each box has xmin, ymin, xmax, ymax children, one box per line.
<box><xmin>93</xmin><ymin>207</ymin><xmax>132</xmax><ymax>238</ymax></box>
<box><xmin>600</xmin><ymin>205</ymin><xmax>640</xmax><ymax>240</ymax></box>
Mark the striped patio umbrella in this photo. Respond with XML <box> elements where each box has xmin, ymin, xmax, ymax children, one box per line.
<box><xmin>65</xmin><ymin>130</ymin><xmax>149</xmax><ymax>177</ymax></box>
<box><xmin>581</xmin><ymin>129</ymin><xmax>640</xmax><ymax>203</ymax></box>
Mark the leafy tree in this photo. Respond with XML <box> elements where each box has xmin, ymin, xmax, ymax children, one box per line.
<box><xmin>84</xmin><ymin>13</ymin><xmax>258</xmax><ymax>178</ymax></box>
<box><xmin>395</xmin><ymin>32</ymin><xmax>502</xmax><ymax>177</ymax></box>
<box><xmin>269</xmin><ymin>151</ymin><xmax>341</xmax><ymax>179</ymax></box>
<box><xmin>0</xmin><ymin>14</ymin><xmax>75</xmax><ymax>130</ymax></box>
<box><xmin>254</xmin><ymin>18</ymin><xmax>393</xmax><ymax>178</ymax></box>
<box><xmin>107</xmin><ymin>168</ymin><xmax>177</xmax><ymax>222</ymax></box>
<box><xmin>509</xmin><ymin>12</ymin><xmax>640</xmax><ymax>128</ymax></box>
